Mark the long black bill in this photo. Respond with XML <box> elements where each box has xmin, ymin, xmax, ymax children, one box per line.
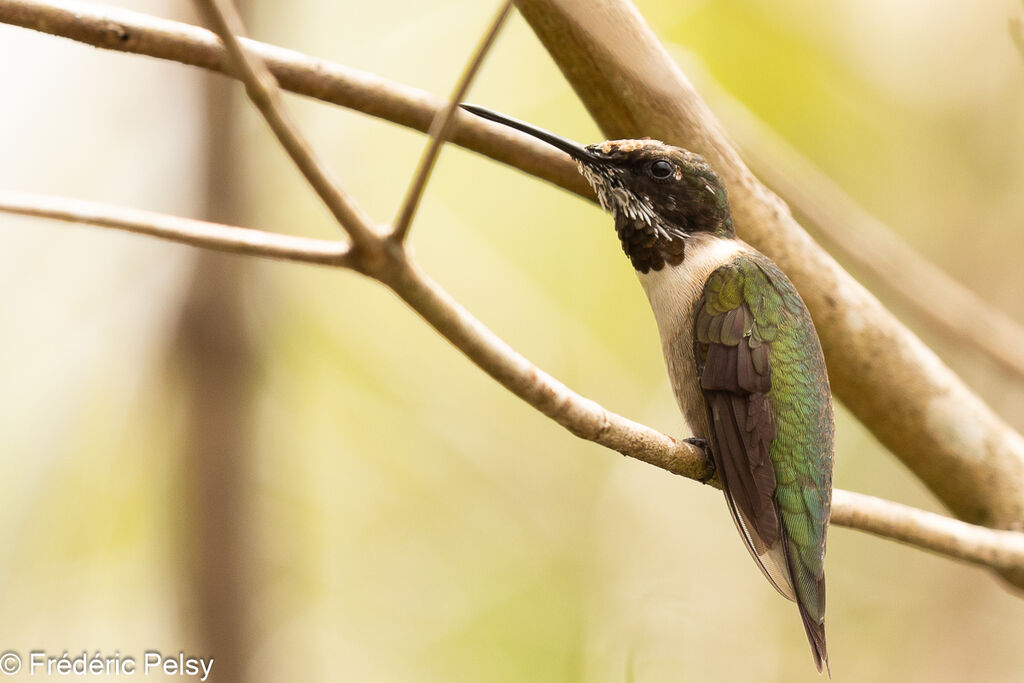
<box><xmin>460</xmin><ymin>103</ymin><xmax>598</xmax><ymax>162</ymax></box>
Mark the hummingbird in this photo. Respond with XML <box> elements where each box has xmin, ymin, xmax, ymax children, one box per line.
<box><xmin>462</xmin><ymin>104</ymin><xmax>835</xmax><ymax>674</ymax></box>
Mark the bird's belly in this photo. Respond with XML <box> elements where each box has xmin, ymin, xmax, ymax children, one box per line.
<box><xmin>664</xmin><ymin>327</ymin><xmax>711</xmax><ymax>438</ymax></box>
<box><xmin>636</xmin><ymin>235</ymin><xmax>747</xmax><ymax>439</ymax></box>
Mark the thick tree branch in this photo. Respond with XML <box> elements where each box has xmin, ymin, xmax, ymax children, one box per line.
<box><xmin>687</xmin><ymin>59</ymin><xmax>1024</xmax><ymax>380</ymax></box>
<box><xmin>391</xmin><ymin>0</ymin><xmax>514</xmax><ymax>241</ymax></box>
<box><xmin>514</xmin><ymin>0</ymin><xmax>1024</xmax><ymax>589</ymax></box>
<box><xmin>4</xmin><ymin>190</ymin><xmax>1024</xmax><ymax>575</ymax></box>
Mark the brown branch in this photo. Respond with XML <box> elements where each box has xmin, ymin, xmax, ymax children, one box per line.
<box><xmin>391</xmin><ymin>0</ymin><xmax>514</xmax><ymax>241</ymax></box>
<box><xmin>833</xmin><ymin>490</ymin><xmax>1024</xmax><ymax>572</ymax></box>
<box><xmin>0</xmin><ymin>190</ymin><xmax>353</xmax><ymax>265</ymax></box>
<box><xmin>4</xmin><ymin>190</ymin><xmax>1024</xmax><ymax>576</ymax></box>
<box><xmin>0</xmin><ymin>0</ymin><xmax>592</xmax><ymax>200</ymax></box>
<box><xmin>192</xmin><ymin>0</ymin><xmax>381</xmax><ymax>253</ymax></box>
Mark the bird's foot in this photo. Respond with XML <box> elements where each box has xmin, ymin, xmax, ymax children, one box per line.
<box><xmin>684</xmin><ymin>437</ymin><xmax>716</xmax><ymax>484</ymax></box>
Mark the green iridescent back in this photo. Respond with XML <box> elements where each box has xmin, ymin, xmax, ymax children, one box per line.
<box><xmin>694</xmin><ymin>251</ymin><xmax>834</xmax><ymax>670</ymax></box>
<box><xmin>750</xmin><ymin>254</ymin><xmax>834</xmax><ymax>621</ymax></box>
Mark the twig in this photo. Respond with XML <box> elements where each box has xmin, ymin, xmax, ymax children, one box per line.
<box><xmin>4</xmin><ymin>189</ymin><xmax>1024</xmax><ymax>575</ymax></box>
<box><xmin>390</xmin><ymin>0</ymin><xmax>514</xmax><ymax>241</ymax></box>
<box><xmin>0</xmin><ymin>0</ymin><xmax>593</xmax><ymax>199</ymax></box>
<box><xmin>0</xmin><ymin>190</ymin><xmax>352</xmax><ymax>265</ymax></box>
<box><xmin>192</xmin><ymin>0</ymin><xmax>381</xmax><ymax>254</ymax></box>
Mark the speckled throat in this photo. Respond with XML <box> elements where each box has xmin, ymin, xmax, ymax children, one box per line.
<box><xmin>578</xmin><ymin>162</ymin><xmax>688</xmax><ymax>273</ymax></box>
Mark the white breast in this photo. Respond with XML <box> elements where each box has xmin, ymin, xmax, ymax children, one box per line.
<box><xmin>637</xmin><ymin>235</ymin><xmax>746</xmax><ymax>341</ymax></box>
<box><xmin>635</xmin><ymin>235</ymin><xmax>747</xmax><ymax>434</ymax></box>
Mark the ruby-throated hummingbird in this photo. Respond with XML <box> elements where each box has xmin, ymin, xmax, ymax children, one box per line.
<box><xmin>462</xmin><ymin>104</ymin><xmax>835</xmax><ymax>674</ymax></box>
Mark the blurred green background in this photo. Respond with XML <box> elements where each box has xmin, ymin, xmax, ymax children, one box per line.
<box><xmin>1</xmin><ymin>0</ymin><xmax>1023</xmax><ymax>681</ymax></box>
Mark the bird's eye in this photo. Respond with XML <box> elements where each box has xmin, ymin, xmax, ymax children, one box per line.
<box><xmin>649</xmin><ymin>159</ymin><xmax>674</xmax><ymax>179</ymax></box>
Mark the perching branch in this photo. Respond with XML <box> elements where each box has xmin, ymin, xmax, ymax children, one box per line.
<box><xmin>4</xmin><ymin>0</ymin><xmax>1024</xmax><ymax>580</ymax></box>
<box><xmin>391</xmin><ymin>0</ymin><xmax>514</xmax><ymax>241</ymax></box>
<box><xmin>5</xmin><ymin>190</ymin><xmax>1024</xmax><ymax>575</ymax></box>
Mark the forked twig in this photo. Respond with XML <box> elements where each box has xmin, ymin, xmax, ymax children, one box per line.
<box><xmin>391</xmin><ymin>0</ymin><xmax>514</xmax><ymax>241</ymax></box>
<box><xmin>192</xmin><ymin>0</ymin><xmax>380</xmax><ymax>252</ymax></box>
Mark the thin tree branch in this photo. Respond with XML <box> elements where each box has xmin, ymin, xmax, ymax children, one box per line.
<box><xmin>192</xmin><ymin>0</ymin><xmax>382</xmax><ymax>254</ymax></box>
<box><xmin>390</xmin><ymin>0</ymin><xmax>514</xmax><ymax>242</ymax></box>
<box><xmin>0</xmin><ymin>190</ymin><xmax>353</xmax><ymax>266</ymax></box>
<box><xmin>4</xmin><ymin>190</ymin><xmax>1024</xmax><ymax>576</ymax></box>
<box><xmin>833</xmin><ymin>490</ymin><xmax>1024</xmax><ymax>573</ymax></box>
<box><xmin>0</xmin><ymin>0</ymin><xmax>593</xmax><ymax>200</ymax></box>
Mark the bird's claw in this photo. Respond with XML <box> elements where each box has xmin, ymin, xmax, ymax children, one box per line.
<box><xmin>684</xmin><ymin>437</ymin><xmax>716</xmax><ymax>484</ymax></box>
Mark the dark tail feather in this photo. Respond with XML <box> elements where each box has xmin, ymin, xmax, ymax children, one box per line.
<box><xmin>800</xmin><ymin>606</ymin><xmax>830</xmax><ymax>677</ymax></box>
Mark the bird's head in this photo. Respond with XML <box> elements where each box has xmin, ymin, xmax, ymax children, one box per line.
<box><xmin>461</xmin><ymin>104</ymin><xmax>735</xmax><ymax>272</ymax></box>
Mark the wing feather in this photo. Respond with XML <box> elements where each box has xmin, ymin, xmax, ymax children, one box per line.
<box><xmin>692</xmin><ymin>257</ymin><xmax>832</xmax><ymax>673</ymax></box>
<box><xmin>695</xmin><ymin>264</ymin><xmax>795</xmax><ymax>601</ymax></box>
